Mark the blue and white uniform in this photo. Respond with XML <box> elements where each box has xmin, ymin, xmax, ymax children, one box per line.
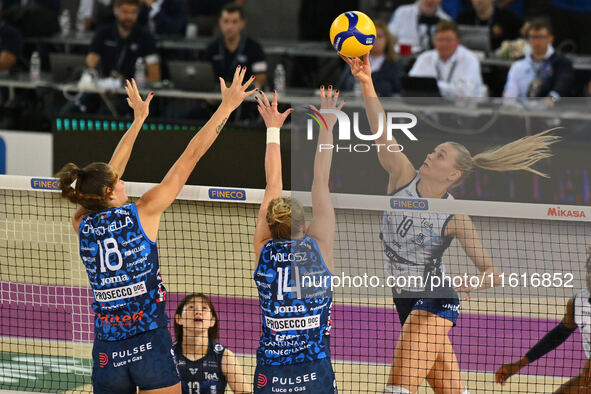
<box><xmin>573</xmin><ymin>289</ymin><xmax>591</xmax><ymax>359</ymax></box>
<box><xmin>79</xmin><ymin>203</ymin><xmax>179</xmax><ymax>393</ymax></box>
<box><xmin>253</xmin><ymin>235</ymin><xmax>337</xmax><ymax>393</ymax></box>
<box><xmin>174</xmin><ymin>340</ymin><xmax>227</xmax><ymax>394</ymax></box>
<box><xmin>382</xmin><ymin>173</ymin><xmax>460</xmax><ymax>325</ymax></box>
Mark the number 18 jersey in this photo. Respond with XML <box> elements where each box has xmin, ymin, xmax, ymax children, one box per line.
<box><xmin>254</xmin><ymin>235</ymin><xmax>333</xmax><ymax>366</ymax></box>
<box><xmin>79</xmin><ymin>203</ymin><xmax>168</xmax><ymax>341</ymax></box>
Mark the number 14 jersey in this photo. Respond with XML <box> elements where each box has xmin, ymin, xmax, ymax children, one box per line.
<box><xmin>254</xmin><ymin>235</ymin><xmax>333</xmax><ymax>366</ymax></box>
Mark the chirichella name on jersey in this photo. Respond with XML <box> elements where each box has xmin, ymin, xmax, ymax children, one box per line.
<box><xmin>82</xmin><ymin>216</ymin><xmax>134</xmax><ymax>236</ymax></box>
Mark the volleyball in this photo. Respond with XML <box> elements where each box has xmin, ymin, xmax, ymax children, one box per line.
<box><xmin>329</xmin><ymin>11</ymin><xmax>376</xmax><ymax>58</ymax></box>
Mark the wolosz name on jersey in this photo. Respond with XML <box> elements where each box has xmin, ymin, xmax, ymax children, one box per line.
<box><xmin>270</xmin><ymin>252</ymin><xmax>307</xmax><ymax>263</ymax></box>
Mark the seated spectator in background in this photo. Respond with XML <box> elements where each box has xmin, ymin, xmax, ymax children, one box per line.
<box><xmin>388</xmin><ymin>0</ymin><xmax>450</xmax><ymax>54</ymax></box>
<box><xmin>337</xmin><ymin>21</ymin><xmax>401</xmax><ymax>96</ymax></box>
<box><xmin>137</xmin><ymin>0</ymin><xmax>187</xmax><ymax>37</ymax></box>
<box><xmin>203</xmin><ymin>3</ymin><xmax>267</xmax><ymax>89</ymax></box>
<box><xmin>86</xmin><ymin>0</ymin><xmax>160</xmax><ymax>81</ymax></box>
<box><xmin>549</xmin><ymin>0</ymin><xmax>591</xmax><ymax>54</ymax></box>
<box><xmin>456</xmin><ymin>0</ymin><xmax>524</xmax><ymax>50</ymax></box>
<box><xmin>77</xmin><ymin>0</ymin><xmax>186</xmax><ymax>36</ymax></box>
<box><xmin>503</xmin><ymin>20</ymin><xmax>573</xmax><ymax>100</ymax></box>
<box><xmin>174</xmin><ymin>293</ymin><xmax>250</xmax><ymax>394</ymax></box>
<box><xmin>187</xmin><ymin>0</ymin><xmax>243</xmax><ymax>36</ymax></box>
<box><xmin>409</xmin><ymin>20</ymin><xmax>484</xmax><ymax>97</ymax></box>
<box><xmin>62</xmin><ymin>0</ymin><xmax>160</xmax><ymax>114</ymax></box>
<box><xmin>0</xmin><ymin>21</ymin><xmax>23</xmax><ymax>71</ymax></box>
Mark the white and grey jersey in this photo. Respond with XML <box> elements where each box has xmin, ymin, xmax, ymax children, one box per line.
<box><xmin>574</xmin><ymin>288</ymin><xmax>591</xmax><ymax>359</ymax></box>
<box><xmin>381</xmin><ymin>173</ymin><xmax>454</xmax><ymax>292</ymax></box>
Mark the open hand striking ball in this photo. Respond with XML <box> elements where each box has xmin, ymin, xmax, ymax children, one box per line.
<box><xmin>329</xmin><ymin>11</ymin><xmax>376</xmax><ymax>58</ymax></box>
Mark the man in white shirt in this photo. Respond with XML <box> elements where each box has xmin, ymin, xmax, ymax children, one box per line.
<box><xmin>503</xmin><ymin>19</ymin><xmax>573</xmax><ymax>100</ymax></box>
<box><xmin>388</xmin><ymin>0</ymin><xmax>450</xmax><ymax>53</ymax></box>
<box><xmin>409</xmin><ymin>20</ymin><xmax>484</xmax><ymax>97</ymax></box>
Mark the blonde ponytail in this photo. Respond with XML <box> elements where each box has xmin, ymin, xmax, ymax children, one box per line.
<box><xmin>449</xmin><ymin>129</ymin><xmax>561</xmax><ymax>187</ymax></box>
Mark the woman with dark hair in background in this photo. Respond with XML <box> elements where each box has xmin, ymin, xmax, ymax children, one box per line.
<box><xmin>174</xmin><ymin>293</ymin><xmax>250</xmax><ymax>393</ymax></box>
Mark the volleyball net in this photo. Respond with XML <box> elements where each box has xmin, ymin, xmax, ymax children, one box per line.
<box><xmin>0</xmin><ymin>175</ymin><xmax>589</xmax><ymax>393</ymax></box>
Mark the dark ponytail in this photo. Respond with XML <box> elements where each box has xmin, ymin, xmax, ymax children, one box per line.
<box><xmin>55</xmin><ymin>162</ymin><xmax>117</xmax><ymax>211</ymax></box>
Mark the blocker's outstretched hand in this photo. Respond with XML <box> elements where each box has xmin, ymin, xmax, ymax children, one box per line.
<box><xmin>256</xmin><ymin>90</ymin><xmax>292</xmax><ymax>128</ymax></box>
<box><xmin>220</xmin><ymin>65</ymin><xmax>258</xmax><ymax>111</ymax></box>
<box><xmin>309</xmin><ymin>85</ymin><xmax>345</xmax><ymax>130</ymax></box>
<box><xmin>125</xmin><ymin>78</ymin><xmax>154</xmax><ymax>120</ymax></box>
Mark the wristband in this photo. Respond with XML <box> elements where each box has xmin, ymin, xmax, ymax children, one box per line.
<box><xmin>266</xmin><ymin>127</ymin><xmax>280</xmax><ymax>144</ymax></box>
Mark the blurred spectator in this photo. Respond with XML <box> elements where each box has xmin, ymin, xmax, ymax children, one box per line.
<box><xmin>137</xmin><ymin>0</ymin><xmax>187</xmax><ymax>37</ymax></box>
<box><xmin>456</xmin><ymin>0</ymin><xmax>524</xmax><ymax>50</ymax></box>
<box><xmin>86</xmin><ymin>0</ymin><xmax>160</xmax><ymax>81</ymax></box>
<box><xmin>503</xmin><ymin>20</ymin><xmax>573</xmax><ymax>99</ymax></box>
<box><xmin>77</xmin><ymin>0</ymin><xmax>186</xmax><ymax>36</ymax></box>
<box><xmin>0</xmin><ymin>20</ymin><xmax>23</xmax><ymax>71</ymax></box>
<box><xmin>62</xmin><ymin>0</ymin><xmax>160</xmax><ymax>114</ymax></box>
<box><xmin>186</xmin><ymin>0</ymin><xmax>243</xmax><ymax>36</ymax></box>
<box><xmin>409</xmin><ymin>20</ymin><xmax>484</xmax><ymax>97</ymax></box>
<box><xmin>388</xmin><ymin>0</ymin><xmax>450</xmax><ymax>53</ymax></box>
<box><xmin>549</xmin><ymin>0</ymin><xmax>591</xmax><ymax>54</ymax></box>
<box><xmin>337</xmin><ymin>21</ymin><xmax>402</xmax><ymax>96</ymax></box>
<box><xmin>203</xmin><ymin>3</ymin><xmax>266</xmax><ymax>88</ymax></box>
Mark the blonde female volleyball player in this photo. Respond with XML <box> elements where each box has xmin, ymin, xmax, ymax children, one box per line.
<box><xmin>495</xmin><ymin>248</ymin><xmax>591</xmax><ymax>393</ymax></box>
<box><xmin>173</xmin><ymin>293</ymin><xmax>250</xmax><ymax>393</ymax></box>
<box><xmin>341</xmin><ymin>53</ymin><xmax>560</xmax><ymax>394</ymax></box>
<box><xmin>252</xmin><ymin>87</ymin><xmax>341</xmax><ymax>394</ymax></box>
<box><xmin>56</xmin><ymin>68</ymin><xmax>256</xmax><ymax>394</ymax></box>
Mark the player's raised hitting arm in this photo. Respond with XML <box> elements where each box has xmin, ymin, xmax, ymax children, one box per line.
<box><xmin>339</xmin><ymin>53</ymin><xmax>415</xmax><ymax>193</ymax></box>
<box><xmin>306</xmin><ymin>86</ymin><xmax>343</xmax><ymax>273</ymax></box>
<box><xmin>137</xmin><ymin>66</ymin><xmax>257</xmax><ymax>240</ymax></box>
<box><xmin>253</xmin><ymin>91</ymin><xmax>292</xmax><ymax>259</ymax></box>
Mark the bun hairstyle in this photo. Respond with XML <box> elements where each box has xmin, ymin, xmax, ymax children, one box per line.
<box><xmin>55</xmin><ymin>162</ymin><xmax>117</xmax><ymax>211</ymax></box>
<box><xmin>449</xmin><ymin>129</ymin><xmax>561</xmax><ymax>188</ymax></box>
<box><xmin>266</xmin><ymin>197</ymin><xmax>305</xmax><ymax>240</ymax></box>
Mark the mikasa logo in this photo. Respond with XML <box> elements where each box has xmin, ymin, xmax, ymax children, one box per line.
<box><xmin>547</xmin><ymin>207</ymin><xmax>586</xmax><ymax>218</ymax></box>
